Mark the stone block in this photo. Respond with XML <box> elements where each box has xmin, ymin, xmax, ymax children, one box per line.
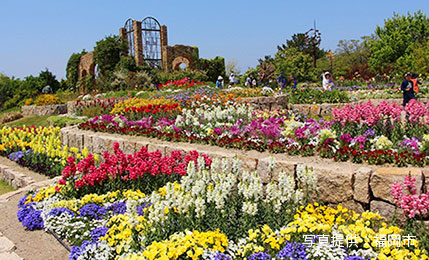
<box><xmin>370</xmin><ymin>168</ymin><xmax>423</xmax><ymax>204</ymax></box>
<box><xmin>83</xmin><ymin>134</ymin><xmax>94</xmax><ymax>154</ymax></box>
<box><xmin>0</xmin><ymin>236</ymin><xmax>16</xmax><ymax>253</ymax></box>
<box><xmin>68</xmin><ymin>132</ymin><xmax>77</xmax><ymax>149</ymax></box>
<box><xmin>0</xmin><ymin>252</ymin><xmax>23</xmax><ymax>260</ymax></box>
<box><xmin>370</xmin><ymin>200</ymin><xmax>405</xmax><ymax>221</ymax></box>
<box><xmin>328</xmin><ymin>200</ymin><xmax>365</xmax><ymax>214</ymax></box>
<box><xmin>0</xmin><ymin>167</ymin><xmax>4</xmax><ymax>180</ymax></box>
<box><xmin>134</xmin><ymin>141</ymin><xmax>148</xmax><ymax>152</ymax></box>
<box><xmin>92</xmin><ymin>135</ymin><xmax>106</xmax><ymax>155</ymax></box>
<box><xmin>147</xmin><ymin>143</ymin><xmax>164</xmax><ymax>154</ymax></box>
<box><xmin>353</xmin><ymin>167</ymin><xmax>372</xmax><ymax>204</ymax></box>
<box><xmin>313</xmin><ymin>165</ymin><xmax>354</xmax><ymax>203</ymax></box>
<box><xmin>272</xmin><ymin>160</ymin><xmax>296</xmax><ymax>181</ymax></box>
<box><xmin>423</xmin><ymin>169</ymin><xmax>429</xmax><ymax>193</ymax></box>
<box><xmin>123</xmin><ymin>140</ymin><xmax>137</xmax><ymax>155</ymax></box>
<box><xmin>237</xmin><ymin>156</ymin><xmax>258</xmax><ymax>173</ymax></box>
<box><xmin>256</xmin><ymin>157</ymin><xmax>273</xmax><ymax>184</ymax></box>
<box><xmin>75</xmin><ymin>132</ymin><xmax>84</xmax><ymax>151</ymax></box>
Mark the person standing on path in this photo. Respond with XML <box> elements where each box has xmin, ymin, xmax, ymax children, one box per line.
<box><xmin>401</xmin><ymin>72</ymin><xmax>415</xmax><ymax>107</ymax></box>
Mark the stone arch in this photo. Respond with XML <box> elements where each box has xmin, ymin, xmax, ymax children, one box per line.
<box><xmin>172</xmin><ymin>56</ymin><xmax>192</xmax><ymax>71</ymax></box>
<box><xmin>77</xmin><ymin>52</ymin><xmax>96</xmax><ymax>93</ymax></box>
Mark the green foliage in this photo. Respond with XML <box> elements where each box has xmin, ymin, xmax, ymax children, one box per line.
<box><xmin>46</xmin><ymin>116</ymin><xmax>85</xmax><ymax>128</ymax></box>
<box><xmin>396</xmin><ymin>41</ymin><xmax>429</xmax><ymax>75</ymax></box>
<box><xmin>274</xmin><ymin>47</ymin><xmax>315</xmax><ymax>82</ymax></box>
<box><xmin>368</xmin><ymin>10</ymin><xmax>429</xmax><ymax>73</ymax></box>
<box><xmin>0</xmin><ymin>180</ymin><xmax>15</xmax><ymax>195</ymax></box>
<box><xmin>6</xmin><ymin>115</ymin><xmax>51</xmax><ymax>128</ymax></box>
<box><xmin>66</xmin><ymin>50</ymin><xmax>87</xmax><ymax>89</ymax></box>
<box><xmin>38</xmin><ymin>69</ymin><xmax>61</xmax><ymax>92</ymax></box>
<box><xmin>93</xmin><ymin>35</ymin><xmax>128</xmax><ymax>74</ymax></box>
<box><xmin>115</xmin><ymin>55</ymin><xmax>138</xmax><ymax>72</ymax></box>
<box><xmin>278</xmin><ymin>33</ymin><xmax>325</xmax><ymax>60</ymax></box>
<box><xmin>288</xmin><ymin>88</ymin><xmax>350</xmax><ymax>104</ymax></box>
<box><xmin>196</xmin><ymin>56</ymin><xmax>225</xmax><ymax>82</ymax></box>
<box><xmin>333</xmin><ymin>38</ymin><xmax>372</xmax><ymax>79</ymax></box>
<box><xmin>156</xmin><ymin>70</ymin><xmax>208</xmax><ymax>84</ymax></box>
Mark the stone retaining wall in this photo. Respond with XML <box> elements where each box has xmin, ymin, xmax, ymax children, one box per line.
<box><xmin>239</xmin><ymin>97</ymin><xmax>429</xmax><ymax>116</ymax></box>
<box><xmin>0</xmin><ymin>164</ymin><xmax>35</xmax><ymax>189</ymax></box>
<box><xmin>61</xmin><ymin>126</ymin><xmax>429</xmax><ymax>220</ymax></box>
<box><xmin>22</xmin><ymin>104</ymin><xmax>67</xmax><ymax>116</ymax></box>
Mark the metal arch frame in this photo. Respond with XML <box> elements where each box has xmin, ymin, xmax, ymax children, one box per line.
<box><xmin>124</xmin><ymin>18</ymin><xmax>135</xmax><ymax>57</ymax></box>
<box><xmin>141</xmin><ymin>16</ymin><xmax>162</xmax><ymax>68</ymax></box>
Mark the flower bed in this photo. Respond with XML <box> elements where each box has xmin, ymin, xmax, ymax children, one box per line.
<box><xmin>17</xmin><ymin>144</ymin><xmax>428</xmax><ymax>259</ymax></box>
<box><xmin>0</xmin><ymin>126</ymin><xmax>94</xmax><ymax>177</ymax></box>
<box><xmin>80</xmin><ymin>100</ymin><xmax>429</xmax><ymax>167</ymax></box>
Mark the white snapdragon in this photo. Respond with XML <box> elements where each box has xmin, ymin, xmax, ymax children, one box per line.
<box><xmin>241</xmin><ymin>201</ymin><xmax>258</xmax><ymax>216</ymax></box>
<box><xmin>296</xmin><ymin>164</ymin><xmax>317</xmax><ymax>192</ymax></box>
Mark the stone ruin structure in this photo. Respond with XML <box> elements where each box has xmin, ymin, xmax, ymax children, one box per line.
<box><xmin>119</xmin><ymin>17</ymin><xmax>198</xmax><ymax>71</ymax></box>
<box><xmin>76</xmin><ymin>17</ymin><xmax>200</xmax><ymax>92</ymax></box>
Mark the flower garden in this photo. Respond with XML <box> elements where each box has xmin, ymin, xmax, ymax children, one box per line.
<box><xmin>0</xmin><ymin>81</ymin><xmax>428</xmax><ymax>260</ymax></box>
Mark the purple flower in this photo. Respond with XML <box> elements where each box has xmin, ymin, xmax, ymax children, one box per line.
<box><xmin>364</xmin><ymin>129</ymin><xmax>375</xmax><ymax>137</ymax></box>
<box><xmin>8</xmin><ymin>151</ymin><xmax>24</xmax><ymax>162</ymax></box>
<box><xmin>247</xmin><ymin>252</ymin><xmax>271</xmax><ymax>260</ymax></box>
<box><xmin>70</xmin><ymin>240</ymin><xmax>95</xmax><ymax>260</ymax></box>
<box><xmin>107</xmin><ymin>202</ymin><xmax>127</xmax><ymax>215</ymax></box>
<box><xmin>340</xmin><ymin>133</ymin><xmax>352</xmax><ymax>143</ymax></box>
<box><xmin>209</xmin><ymin>252</ymin><xmax>232</xmax><ymax>260</ymax></box>
<box><xmin>79</xmin><ymin>204</ymin><xmax>107</xmax><ymax>220</ymax></box>
<box><xmin>18</xmin><ymin>204</ymin><xmax>44</xmax><ymax>231</ymax></box>
<box><xmin>276</xmin><ymin>242</ymin><xmax>307</xmax><ymax>259</ymax></box>
<box><xmin>48</xmin><ymin>207</ymin><xmax>75</xmax><ymax>217</ymax></box>
<box><xmin>137</xmin><ymin>203</ymin><xmax>152</xmax><ymax>216</ymax></box>
<box><xmin>90</xmin><ymin>227</ymin><xmax>109</xmax><ymax>242</ymax></box>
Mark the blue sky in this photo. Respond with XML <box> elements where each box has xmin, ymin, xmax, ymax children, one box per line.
<box><xmin>0</xmin><ymin>0</ymin><xmax>428</xmax><ymax>80</ymax></box>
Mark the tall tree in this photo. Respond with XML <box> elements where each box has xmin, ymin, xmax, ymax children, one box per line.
<box><xmin>368</xmin><ymin>10</ymin><xmax>429</xmax><ymax>72</ymax></box>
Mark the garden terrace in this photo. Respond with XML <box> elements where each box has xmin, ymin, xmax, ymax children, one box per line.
<box><xmin>61</xmin><ymin>125</ymin><xmax>429</xmax><ymax>220</ymax></box>
<box><xmin>22</xmin><ymin>104</ymin><xmax>67</xmax><ymax>116</ymax></box>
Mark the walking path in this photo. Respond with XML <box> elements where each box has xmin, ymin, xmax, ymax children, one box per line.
<box><xmin>0</xmin><ymin>158</ymin><xmax>69</xmax><ymax>260</ymax></box>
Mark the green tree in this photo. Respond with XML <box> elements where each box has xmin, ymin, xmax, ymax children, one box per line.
<box><xmin>333</xmin><ymin>38</ymin><xmax>372</xmax><ymax>79</ymax></box>
<box><xmin>66</xmin><ymin>50</ymin><xmax>86</xmax><ymax>89</ymax></box>
<box><xmin>93</xmin><ymin>35</ymin><xmax>128</xmax><ymax>74</ymax></box>
<box><xmin>273</xmin><ymin>47</ymin><xmax>314</xmax><ymax>82</ymax></box>
<box><xmin>278</xmin><ymin>33</ymin><xmax>325</xmax><ymax>60</ymax></box>
<box><xmin>196</xmin><ymin>56</ymin><xmax>225</xmax><ymax>82</ymax></box>
<box><xmin>368</xmin><ymin>10</ymin><xmax>429</xmax><ymax>72</ymax></box>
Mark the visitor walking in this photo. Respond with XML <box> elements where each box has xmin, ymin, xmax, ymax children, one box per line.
<box><xmin>322</xmin><ymin>72</ymin><xmax>333</xmax><ymax>91</ymax></box>
<box><xmin>401</xmin><ymin>72</ymin><xmax>415</xmax><ymax>107</ymax></box>
<box><xmin>216</xmin><ymin>76</ymin><xmax>224</xmax><ymax>89</ymax></box>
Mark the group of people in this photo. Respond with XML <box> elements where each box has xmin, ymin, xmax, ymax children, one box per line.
<box><xmin>216</xmin><ymin>73</ymin><xmax>257</xmax><ymax>89</ymax></box>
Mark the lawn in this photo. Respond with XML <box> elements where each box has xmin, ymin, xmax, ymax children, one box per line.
<box><xmin>0</xmin><ymin>107</ymin><xmax>21</xmax><ymax>115</ymax></box>
<box><xmin>6</xmin><ymin>115</ymin><xmax>51</xmax><ymax>128</ymax></box>
<box><xmin>0</xmin><ymin>180</ymin><xmax>15</xmax><ymax>195</ymax></box>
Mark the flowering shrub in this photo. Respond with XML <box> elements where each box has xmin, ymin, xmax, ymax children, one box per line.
<box><xmin>34</xmin><ymin>94</ymin><xmax>63</xmax><ymax>106</ymax></box>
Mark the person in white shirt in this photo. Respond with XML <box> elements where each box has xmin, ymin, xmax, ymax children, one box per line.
<box><xmin>322</xmin><ymin>72</ymin><xmax>333</xmax><ymax>91</ymax></box>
